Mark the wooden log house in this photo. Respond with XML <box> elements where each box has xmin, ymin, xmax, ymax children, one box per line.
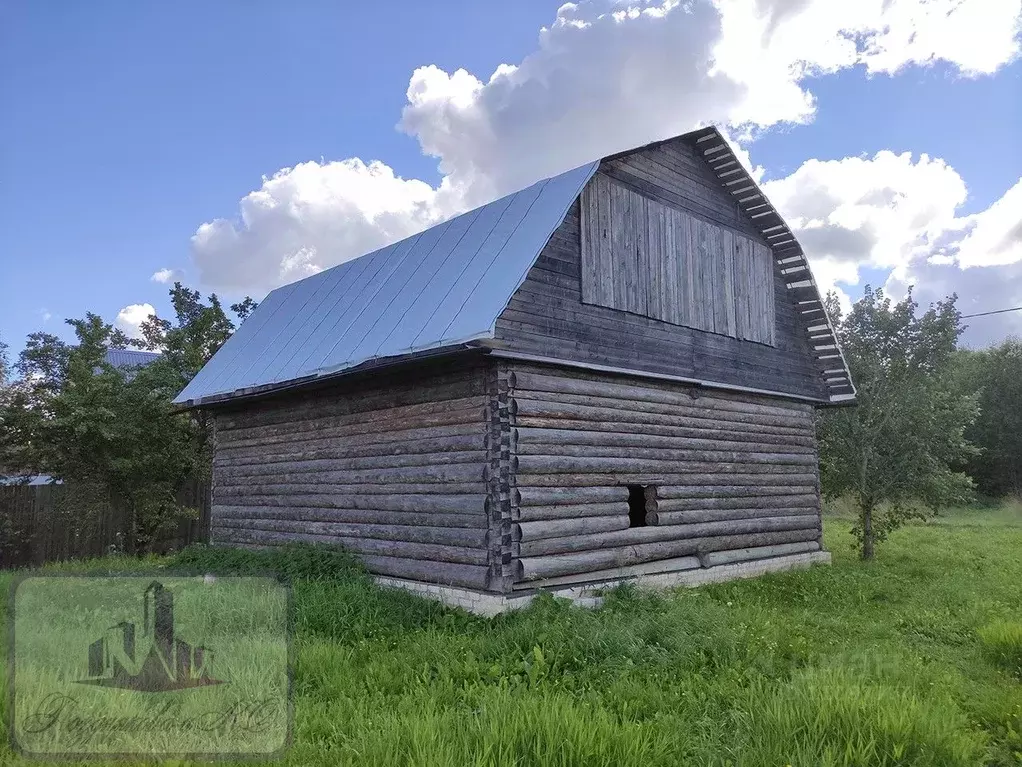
<box><xmin>175</xmin><ymin>126</ymin><xmax>855</xmax><ymax>613</ymax></box>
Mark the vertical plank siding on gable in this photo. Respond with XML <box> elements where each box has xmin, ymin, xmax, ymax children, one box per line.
<box><xmin>209</xmin><ymin>362</ymin><xmax>495</xmax><ymax>590</ymax></box>
<box><xmin>495</xmin><ymin>197</ymin><xmax>827</xmax><ymax>401</ymax></box>
<box><xmin>581</xmin><ymin>171</ymin><xmax>776</xmax><ymax>345</ymax></box>
<box><xmin>504</xmin><ymin>362</ymin><xmax>823</xmax><ymax>585</ymax></box>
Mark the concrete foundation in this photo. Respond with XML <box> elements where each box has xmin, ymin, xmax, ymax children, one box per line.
<box><xmin>375</xmin><ymin>550</ymin><xmax>832</xmax><ymax>617</ymax></box>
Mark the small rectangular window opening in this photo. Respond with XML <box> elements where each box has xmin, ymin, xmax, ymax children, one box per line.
<box><xmin>627</xmin><ymin>485</ymin><xmax>649</xmax><ymax>528</ymax></box>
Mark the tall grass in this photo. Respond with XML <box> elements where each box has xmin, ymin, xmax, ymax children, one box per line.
<box><xmin>1</xmin><ymin>506</ymin><xmax>1020</xmax><ymax>766</ymax></box>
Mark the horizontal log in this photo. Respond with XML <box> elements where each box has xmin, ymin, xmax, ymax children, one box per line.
<box><xmin>515</xmin><ymin>416</ymin><xmax>809</xmax><ymax>440</ymax></box>
<box><xmin>516</xmin><ymin>455</ymin><xmax>814</xmax><ymax>476</ymax></box>
<box><xmin>218</xmin><ymin>395</ymin><xmax>485</xmax><ymax>441</ymax></box>
<box><xmin>511</xmin><ymin>555</ymin><xmax>700</xmax><ymax>589</ymax></box>
<box><xmin>518</xmin><ymin>515</ymin><xmax>820</xmax><ymax>557</ymax></box>
<box><xmin>515</xmin><ymin>486</ymin><xmax>629</xmax><ymax>507</ymax></box>
<box><xmin>510</xmin><ymin>370</ymin><xmax>812</xmax><ymax>420</ymax></box>
<box><xmin>699</xmin><ymin>541</ymin><xmax>820</xmax><ymax>567</ymax></box>
<box><xmin>650</xmin><ymin>507</ymin><xmax>818</xmax><ymax>525</ymax></box>
<box><xmin>210</xmin><ymin>524</ymin><xmax>487</xmax><ymax>565</ymax></box>
<box><xmin>217</xmin><ymin>422</ymin><xmax>483</xmax><ymax>454</ymax></box>
<box><xmin>652</xmin><ymin>494</ymin><xmax>819</xmax><ymax>512</ymax></box>
<box><xmin>515</xmin><ymin>427</ymin><xmax>815</xmax><ymax>452</ymax></box>
<box><xmin>697</xmin><ymin>528</ymin><xmax>821</xmax><ymax>553</ymax></box>
<box><xmin>214</xmin><ymin>515</ymin><xmax>487</xmax><ymax>548</ymax></box>
<box><xmin>515</xmin><ymin>473</ymin><xmax>819</xmax><ymax>488</ymax></box>
<box><xmin>214</xmin><ymin>450</ymin><xmax>485</xmax><ymax>478</ymax></box>
<box><xmin>215</xmin><ymin>463</ymin><xmax>485</xmax><ymax>485</ymax></box>
<box><xmin>515</xmin><ymin>502</ymin><xmax>629</xmax><ymax>522</ymax></box>
<box><xmin>516</xmin><ymin>540</ymin><xmax>701</xmax><ymax>581</ymax></box>
<box><xmin>514</xmin><ymin>389</ymin><xmax>812</xmax><ymax>432</ymax></box>
<box><xmin>215</xmin><ymin>434</ymin><xmax>485</xmax><ymax>466</ymax></box>
<box><xmin>216</xmin><ymin>372</ymin><xmax>484</xmax><ymax>431</ymax></box>
<box><xmin>362</xmin><ymin>555</ymin><xmax>491</xmax><ymax>591</ymax></box>
<box><xmin>655</xmin><ymin>484</ymin><xmax>818</xmax><ymax>499</ymax></box>
<box><xmin>214</xmin><ymin>482</ymin><xmax>486</xmax><ymax>496</ymax></box>
<box><xmin>212</xmin><ymin>492</ymin><xmax>486</xmax><ymax>514</ymax></box>
<box><xmin>513</xmin><ymin>515</ymin><xmax>629</xmax><ymax>542</ymax></box>
<box><xmin>512</xmin><ymin>397</ymin><xmax>811</xmax><ymax>433</ymax></box>
<box><xmin>517</xmin><ymin>444</ymin><xmax>815</xmax><ymax>465</ymax></box>
<box><xmin>213</xmin><ymin>504</ymin><xmax>484</xmax><ymax>530</ymax></box>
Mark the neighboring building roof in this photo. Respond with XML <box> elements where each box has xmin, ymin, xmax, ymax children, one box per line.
<box><xmin>175</xmin><ymin>125</ymin><xmax>854</xmax><ymax>408</ymax></box>
<box><xmin>104</xmin><ymin>348</ymin><xmax>161</xmax><ymax>369</ymax></box>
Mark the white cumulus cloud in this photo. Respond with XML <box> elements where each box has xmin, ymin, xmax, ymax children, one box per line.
<box><xmin>150</xmin><ymin>268</ymin><xmax>179</xmax><ymax>284</ymax></box>
<box><xmin>187</xmin><ymin>0</ymin><xmax>1022</xmax><ymax>310</ymax></box>
<box><xmin>116</xmin><ymin>303</ymin><xmax>156</xmax><ymax>339</ymax></box>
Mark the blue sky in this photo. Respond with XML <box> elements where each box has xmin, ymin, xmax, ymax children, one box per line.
<box><xmin>3</xmin><ymin>0</ymin><xmax>1021</xmax><ymax>355</ymax></box>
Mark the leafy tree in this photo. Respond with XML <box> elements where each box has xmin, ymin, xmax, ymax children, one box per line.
<box><xmin>818</xmin><ymin>287</ymin><xmax>979</xmax><ymax>559</ymax></box>
<box><xmin>954</xmin><ymin>340</ymin><xmax>1022</xmax><ymax>498</ymax></box>
<box><xmin>0</xmin><ymin>284</ymin><xmax>256</xmax><ymax>552</ymax></box>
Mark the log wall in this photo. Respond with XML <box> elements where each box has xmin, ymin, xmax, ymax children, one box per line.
<box><xmin>210</xmin><ymin>361</ymin><xmax>496</xmax><ymax>591</ymax></box>
<box><xmin>503</xmin><ymin>362</ymin><xmax>823</xmax><ymax>587</ymax></box>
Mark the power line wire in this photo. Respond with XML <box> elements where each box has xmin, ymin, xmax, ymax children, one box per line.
<box><xmin>961</xmin><ymin>306</ymin><xmax>1022</xmax><ymax>319</ymax></box>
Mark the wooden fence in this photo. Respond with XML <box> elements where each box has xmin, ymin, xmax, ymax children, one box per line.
<box><xmin>0</xmin><ymin>479</ymin><xmax>211</xmax><ymax>569</ymax></box>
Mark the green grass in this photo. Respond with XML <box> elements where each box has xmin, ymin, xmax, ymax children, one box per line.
<box><xmin>2</xmin><ymin>505</ymin><xmax>1021</xmax><ymax>766</ymax></box>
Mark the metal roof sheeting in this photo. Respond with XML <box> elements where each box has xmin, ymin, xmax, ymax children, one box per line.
<box><xmin>174</xmin><ymin>161</ymin><xmax>599</xmax><ymax>406</ymax></box>
<box><xmin>104</xmin><ymin>349</ymin><xmax>161</xmax><ymax>369</ymax></box>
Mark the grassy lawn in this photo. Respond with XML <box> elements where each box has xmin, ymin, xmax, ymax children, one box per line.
<box><xmin>1</xmin><ymin>504</ymin><xmax>1021</xmax><ymax>766</ymax></box>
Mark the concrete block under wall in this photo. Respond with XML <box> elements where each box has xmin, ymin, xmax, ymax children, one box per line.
<box><xmin>374</xmin><ymin>550</ymin><xmax>832</xmax><ymax>616</ymax></box>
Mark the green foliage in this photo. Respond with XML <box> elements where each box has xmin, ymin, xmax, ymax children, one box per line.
<box><xmin>2</xmin><ymin>507</ymin><xmax>1021</xmax><ymax>765</ymax></box>
<box><xmin>0</xmin><ymin>284</ymin><xmax>256</xmax><ymax>551</ymax></box>
<box><xmin>953</xmin><ymin>340</ymin><xmax>1022</xmax><ymax>498</ymax></box>
<box><xmin>818</xmin><ymin>287</ymin><xmax>980</xmax><ymax>558</ymax></box>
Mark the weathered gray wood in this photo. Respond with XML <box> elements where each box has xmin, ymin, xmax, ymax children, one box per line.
<box><xmin>515</xmin><ymin>501</ymin><xmax>629</xmax><ymax>522</ymax></box>
<box><xmin>217</xmin><ymin>463</ymin><xmax>484</xmax><ymax>485</ymax></box>
<box><xmin>216</xmin><ymin>450</ymin><xmax>486</xmax><ymax>476</ymax></box>
<box><xmin>216</xmin><ymin>434</ymin><xmax>485</xmax><ymax>464</ymax></box>
<box><xmin>511</xmin><ymin>370</ymin><xmax>809</xmax><ymax>419</ymax></box>
<box><xmin>517</xmin><ymin>443</ymin><xmax>815</xmax><ymax>465</ymax></box>
<box><xmin>699</xmin><ymin>541</ymin><xmax>819</xmax><ymax>567</ymax></box>
<box><xmin>515</xmin><ymin>486</ymin><xmax>629</xmax><ymax>507</ymax></box>
<box><xmin>494</xmin><ymin>182</ymin><xmax>829</xmax><ymax>401</ymax></box>
<box><xmin>218</xmin><ymin>422</ymin><xmax>484</xmax><ymax>454</ymax></box>
<box><xmin>211</xmin><ymin>523</ymin><xmax>487</xmax><ymax>565</ymax></box>
<box><xmin>696</xmin><ymin>528</ymin><xmax>820</xmax><ymax>553</ymax></box>
<box><xmin>215</xmin><ymin>504</ymin><xmax>483</xmax><ymax>530</ymax></box>
<box><xmin>518</xmin><ymin>514</ymin><xmax>819</xmax><ymax>557</ymax></box>
<box><xmin>214</xmin><ymin>514</ymin><xmax>488</xmax><ymax>548</ymax></box>
<box><xmin>217</xmin><ymin>395</ymin><xmax>485</xmax><ymax>442</ymax></box>
<box><xmin>514</xmin><ymin>516</ymin><xmax>628</xmax><ymax>542</ymax></box>
<box><xmin>512</xmin><ymin>555</ymin><xmax>701</xmax><ymax>590</ymax></box>
<box><xmin>652</xmin><ymin>494</ymin><xmax>819</xmax><ymax>512</ymax></box>
<box><xmin>214</xmin><ymin>481</ymin><xmax>485</xmax><ymax>496</ymax></box>
<box><xmin>655</xmin><ymin>484</ymin><xmax>818</xmax><ymax>499</ymax></box>
<box><xmin>512</xmin><ymin>396</ymin><xmax>812</xmax><ymax>432</ymax></box>
<box><xmin>516</xmin><ymin>540</ymin><xmax>702</xmax><ymax>581</ymax></box>
<box><xmin>515</xmin><ymin>427</ymin><xmax>815</xmax><ymax>452</ymax></box>
<box><xmin>514</xmin><ymin>472</ymin><xmax>819</xmax><ymax>487</ymax></box>
<box><xmin>516</xmin><ymin>455</ymin><xmax>815</xmax><ymax>475</ymax></box>
<box><xmin>650</xmin><ymin>507</ymin><xmax>818</xmax><ymax>525</ymax></box>
<box><xmin>212</xmin><ymin>492</ymin><xmax>485</xmax><ymax>514</ymax></box>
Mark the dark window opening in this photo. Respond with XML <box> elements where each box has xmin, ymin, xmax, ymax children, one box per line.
<box><xmin>627</xmin><ymin>485</ymin><xmax>649</xmax><ymax>528</ymax></box>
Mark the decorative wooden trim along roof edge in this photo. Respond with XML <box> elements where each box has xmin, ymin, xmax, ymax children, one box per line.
<box><xmin>689</xmin><ymin>127</ymin><xmax>856</xmax><ymax>404</ymax></box>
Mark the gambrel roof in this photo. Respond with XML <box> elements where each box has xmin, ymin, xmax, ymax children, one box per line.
<box><xmin>175</xmin><ymin>126</ymin><xmax>854</xmax><ymax>407</ymax></box>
